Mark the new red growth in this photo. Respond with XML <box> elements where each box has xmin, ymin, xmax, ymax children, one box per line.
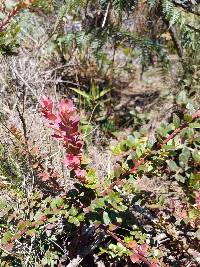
<box><xmin>40</xmin><ymin>96</ymin><xmax>87</xmax><ymax>183</ymax></box>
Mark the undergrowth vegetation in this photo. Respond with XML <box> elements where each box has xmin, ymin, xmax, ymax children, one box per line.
<box><xmin>0</xmin><ymin>0</ymin><xmax>200</xmax><ymax>266</ymax></box>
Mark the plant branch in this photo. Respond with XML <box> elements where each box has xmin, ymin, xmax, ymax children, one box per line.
<box><xmin>102</xmin><ymin>226</ymin><xmax>151</xmax><ymax>266</ymax></box>
<box><xmin>102</xmin><ymin>109</ymin><xmax>200</xmax><ymax>195</ymax></box>
<box><xmin>0</xmin><ymin>1</ymin><xmax>34</xmax><ymax>32</ymax></box>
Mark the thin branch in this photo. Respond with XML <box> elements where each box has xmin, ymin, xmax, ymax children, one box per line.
<box><xmin>102</xmin><ymin>226</ymin><xmax>151</xmax><ymax>266</ymax></box>
<box><xmin>0</xmin><ymin>1</ymin><xmax>34</xmax><ymax>32</ymax></box>
<box><xmin>12</xmin><ymin>67</ymin><xmax>38</xmax><ymax>98</ymax></box>
<box><xmin>168</xmin><ymin>25</ymin><xmax>184</xmax><ymax>61</ymax></box>
<box><xmin>102</xmin><ymin>1</ymin><xmax>111</xmax><ymax>28</ymax></box>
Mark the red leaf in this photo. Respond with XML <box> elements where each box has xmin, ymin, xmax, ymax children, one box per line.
<box><xmin>150</xmin><ymin>259</ymin><xmax>160</xmax><ymax>267</ymax></box>
<box><xmin>63</xmin><ymin>155</ymin><xmax>80</xmax><ymax>168</ymax></box>
<box><xmin>39</xmin><ymin>171</ymin><xmax>50</xmax><ymax>181</ymax></box>
<box><xmin>138</xmin><ymin>243</ymin><xmax>149</xmax><ymax>256</ymax></box>
<box><xmin>195</xmin><ymin>190</ymin><xmax>200</xmax><ymax>208</ymax></box>
<box><xmin>75</xmin><ymin>168</ymin><xmax>87</xmax><ymax>179</ymax></box>
<box><xmin>58</xmin><ymin>99</ymin><xmax>76</xmax><ymax>124</ymax></box>
<box><xmin>3</xmin><ymin>243</ymin><xmax>14</xmax><ymax>252</ymax></box>
<box><xmin>40</xmin><ymin>96</ymin><xmax>57</xmax><ymax>121</ymax></box>
<box><xmin>129</xmin><ymin>240</ymin><xmax>138</xmax><ymax>249</ymax></box>
<box><xmin>40</xmin><ymin>97</ymin><xmax>86</xmax><ymax>184</ymax></box>
<box><xmin>40</xmin><ymin>96</ymin><xmax>53</xmax><ymax>110</ymax></box>
<box><xmin>130</xmin><ymin>253</ymin><xmax>140</xmax><ymax>263</ymax></box>
<box><xmin>178</xmin><ymin>209</ymin><xmax>188</xmax><ymax>219</ymax></box>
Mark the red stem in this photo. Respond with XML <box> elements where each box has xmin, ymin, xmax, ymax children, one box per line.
<box><xmin>103</xmin><ymin>226</ymin><xmax>151</xmax><ymax>266</ymax></box>
<box><xmin>162</xmin><ymin>110</ymin><xmax>200</xmax><ymax>145</ymax></box>
<box><xmin>0</xmin><ymin>1</ymin><xmax>34</xmax><ymax>32</ymax></box>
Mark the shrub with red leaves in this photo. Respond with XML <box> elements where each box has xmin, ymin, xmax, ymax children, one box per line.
<box><xmin>40</xmin><ymin>96</ymin><xmax>87</xmax><ymax>183</ymax></box>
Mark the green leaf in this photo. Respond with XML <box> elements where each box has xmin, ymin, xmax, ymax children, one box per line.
<box><xmin>68</xmin><ymin>216</ymin><xmax>80</xmax><ymax>226</ymax></box>
<box><xmin>2</xmin><ymin>231</ymin><xmax>13</xmax><ymax>244</ymax></box>
<box><xmin>81</xmin><ymin>124</ymin><xmax>93</xmax><ymax>135</ymax></box>
<box><xmin>158</xmin><ymin>127</ymin><xmax>168</xmax><ymax>137</ymax></box>
<box><xmin>87</xmin><ymin>168</ymin><xmax>97</xmax><ymax>184</ymax></box>
<box><xmin>127</xmin><ymin>135</ymin><xmax>135</xmax><ymax>146</ymax></box>
<box><xmin>120</xmin><ymin>140</ymin><xmax>130</xmax><ymax>152</ymax></box>
<box><xmin>5</xmin><ymin>0</ymin><xmax>16</xmax><ymax>11</ymax></box>
<box><xmin>128</xmin><ymin>174</ymin><xmax>136</xmax><ymax>183</ymax></box>
<box><xmin>77</xmin><ymin>213</ymin><xmax>85</xmax><ymax>222</ymax></box>
<box><xmin>148</xmin><ymin>0</ymin><xmax>157</xmax><ymax>9</ymax></box>
<box><xmin>181</xmin><ymin>127</ymin><xmax>194</xmax><ymax>139</ymax></box>
<box><xmin>114</xmin><ymin>164</ymin><xmax>123</xmax><ymax>178</ymax></box>
<box><xmin>136</xmin><ymin>146</ymin><xmax>142</xmax><ymax>158</ymax></box>
<box><xmin>186</xmin><ymin>103</ymin><xmax>196</xmax><ymax>113</ymax></box>
<box><xmin>50</xmin><ymin>197</ymin><xmax>64</xmax><ymax>209</ymax></box>
<box><xmin>175</xmin><ymin>173</ymin><xmax>186</xmax><ymax>183</ymax></box>
<box><xmin>115</xmin><ymin>204</ymin><xmax>127</xmax><ymax>212</ymax></box>
<box><xmin>147</xmin><ymin>135</ymin><xmax>156</xmax><ymax>148</ymax></box>
<box><xmin>179</xmin><ymin>147</ymin><xmax>190</xmax><ymax>165</ymax></box>
<box><xmin>99</xmin><ymin>88</ymin><xmax>110</xmax><ymax>98</ymax></box>
<box><xmin>27</xmin><ymin>229</ymin><xmax>37</xmax><ymax>236</ymax></box>
<box><xmin>110</xmin><ymin>145</ymin><xmax>121</xmax><ymax>155</ymax></box>
<box><xmin>163</xmin><ymin>144</ymin><xmax>176</xmax><ymax>150</ymax></box>
<box><xmin>103</xmin><ymin>211</ymin><xmax>111</xmax><ymax>225</ymax></box>
<box><xmin>177</xmin><ymin>90</ymin><xmax>187</xmax><ymax>105</ymax></box>
<box><xmin>189</xmin><ymin>122</ymin><xmax>200</xmax><ymax>129</ymax></box>
<box><xmin>18</xmin><ymin>220</ymin><xmax>28</xmax><ymax>230</ymax></box>
<box><xmin>167</xmin><ymin>160</ymin><xmax>179</xmax><ymax>172</ymax></box>
<box><xmin>70</xmin><ymin>207</ymin><xmax>78</xmax><ymax>216</ymax></box>
<box><xmin>188</xmin><ymin>209</ymin><xmax>199</xmax><ymax>220</ymax></box>
<box><xmin>0</xmin><ymin>12</ymin><xmax>5</xmax><ymax>20</ymax></box>
<box><xmin>184</xmin><ymin>114</ymin><xmax>193</xmax><ymax>123</ymax></box>
<box><xmin>192</xmin><ymin>149</ymin><xmax>200</xmax><ymax>163</ymax></box>
<box><xmin>173</xmin><ymin>114</ymin><xmax>180</xmax><ymax>128</ymax></box>
<box><xmin>69</xmin><ymin>87</ymin><xmax>90</xmax><ymax>99</ymax></box>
